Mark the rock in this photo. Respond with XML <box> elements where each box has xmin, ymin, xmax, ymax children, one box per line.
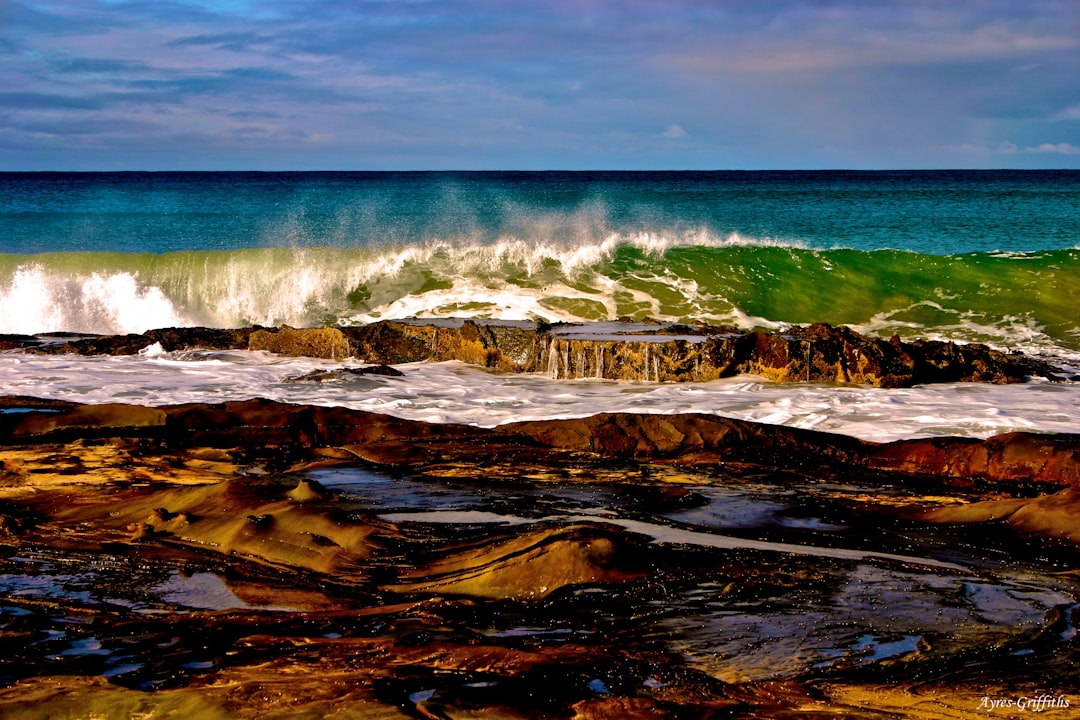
<box><xmin>2</xmin><ymin>403</ymin><xmax>167</xmax><ymax>438</ymax></box>
<box><xmin>342</xmin><ymin>319</ymin><xmax>1062</xmax><ymax>387</ymax></box>
<box><xmin>3</xmin><ymin>399</ymin><xmax>1078</xmax><ymax>489</ymax></box>
<box><xmin>384</xmin><ymin>524</ymin><xmax>645</xmax><ymax>600</ymax></box>
<box><xmin>287</xmin><ymin>479</ymin><xmax>326</xmax><ymax>502</ymax></box>
<box><xmin>342</xmin><ymin>319</ymin><xmax>540</xmax><ymax>371</ymax></box>
<box><xmin>248</xmin><ymin>326</ymin><xmax>352</xmax><ymax>360</ymax></box>
<box><xmin>0</xmin><ymin>334</ymin><xmax>42</xmax><ymax>351</ymax></box>
<box><xmin>869</xmin><ymin>432</ymin><xmax>1080</xmax><ymax>487</ymax></box>
<box><xmin>0</xmin><ymin>395</ymin><xmax>1076</xmax><ymax>718</ymax></box>
<box><xmin>15</xmin><ymin>319</ymin><xmax>1061</xmax><ymax>387</ymax></box>
<box><xmin>29</xmin><ymin>327</ymin><xmax>257</xmax><ymax>356</ymax></box>
<box><xmin>281</xmin><ymin>365</ymin><xmax>404</xmax><ymax>382</ymax></box>
<box><xmin>916</xmin><ymin>487</ymin><xmax>1080</xmax><ymax>545</ymax></box>
<box><xmin>51</xmin><ymin>477</ymin><xmax>388</xmax><ymax>577</ymax></box>
<box><xmin>570</xmin><ymin>697</ymin><xmax>673</xmax><ymax>720</ymax></box>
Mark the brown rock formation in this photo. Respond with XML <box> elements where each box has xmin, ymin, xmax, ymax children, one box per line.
<box><xmin>868</xmin><ymin>432</ymin><xmax>1080</xmax><ymax>487</ymax></box>
<box><xmin>2</xmin><ymin>396</ymin><xmax>1077</xmax><ymax>490</ymax></box>
<box><xmin>385</xmin><ymin>524</ymin><xmax>646</xmax><ymax>600</ymax></box>
<box><xmin>8</xmin><ymin>319</ymin><xmax>1060</xmax><ymax>386</ymax></box>
<box><xmin>27</xmin><ymin>326</ymin><xmax>259</xmax><ymax>355</ymax></box>
<box><xmin>339</xmin><ymin>320</ymin><xmax>1058</xmax><ymax>387</ymax></box>
<box><xmin>249</xmin><ymin>325</ymin><xmax>352</xmax><ymax>360</ymax></box>
<box><xmin>916</xmin><ymin>487</ymin><xmax>1080</xmax><ymax>545</ymax></box>
<box><xmin>0</xmin><ymin>396</ymin><xmax>1077</xmax><ymax>717</ymax></box>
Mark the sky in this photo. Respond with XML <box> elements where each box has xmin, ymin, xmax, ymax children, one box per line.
<box><xmin>1</xmin><ymin>0</ymin><xmax>1078</xmax><ymax>170</ymax></box>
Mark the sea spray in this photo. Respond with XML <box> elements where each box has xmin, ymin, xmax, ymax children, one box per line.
<box><xmin>1</xmin><ymin>245</ymin><xmax>1078</xmax><ymax>361</ymax></box>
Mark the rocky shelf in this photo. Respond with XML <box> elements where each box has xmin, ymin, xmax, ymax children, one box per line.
<box><xmin>0</xmin><ymin>397</ymin><xmax>1078</xmax><ymax>716</ymax></box>
<box><xmin>1</xmin><ymin>317</ymin><xmax>1078</xmax><ymax>717</ymax></box>
<box><xmin>3</xmin><ymin>318</ymin><xmax>1066</xmax><ymax>387</ymax></box>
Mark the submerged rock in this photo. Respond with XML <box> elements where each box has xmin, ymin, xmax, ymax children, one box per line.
<box><xmin>281</xmin><ymin>365</ymin><xmax>404</xmax><ymax>382</ymax></box>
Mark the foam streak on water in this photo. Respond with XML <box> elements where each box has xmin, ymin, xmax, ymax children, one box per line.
<box><xmin>1</xmin><ymin>351</ymin><xmax>1076</xmax><ymax>442</ymax></box>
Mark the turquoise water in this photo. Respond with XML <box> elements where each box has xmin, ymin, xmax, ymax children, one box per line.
<box><xmin>1</xmin><ymin>171</ymin><xmax>1078</xmax><ymax>355</ymax></box>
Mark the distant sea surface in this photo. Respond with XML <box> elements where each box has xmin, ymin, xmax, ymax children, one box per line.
<box><xmin>2</xmin><ymin>170</ymin><xmax>1078</xmax><ymax>441</ymax></box>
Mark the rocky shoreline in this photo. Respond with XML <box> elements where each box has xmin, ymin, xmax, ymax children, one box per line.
<box><xmin>0</xmin><ymin>322</ymin><xmax>1077</xmax><ymax>718</ymax></box>
<box><xmin>3</xmin><ymin>318</ymin><xmax>1067</xmax><ymax>387</ymax></box>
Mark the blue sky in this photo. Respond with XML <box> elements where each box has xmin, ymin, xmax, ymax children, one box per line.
<box><xmin>2</xmin><ymin>0</ymin><xmax>1078</xmax><ymax>170</ymax></box>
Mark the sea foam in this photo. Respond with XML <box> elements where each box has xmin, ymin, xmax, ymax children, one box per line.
<box><xmin>0</xmin><ymin>264</ymin><xmax>189</xmax><ymax>335</ymax></box>
<box><xmin>0</xmin><ymin>350</ymin><xmax>1076</xmax><ymax>443</ymax></box>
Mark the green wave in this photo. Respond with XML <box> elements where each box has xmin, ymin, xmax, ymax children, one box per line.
<box><xmin>1</xmin><ymin>244</ymin><xmax>1077</xmax><ymax>354</ymax></box>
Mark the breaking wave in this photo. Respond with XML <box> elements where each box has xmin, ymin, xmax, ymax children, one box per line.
<box><xmin>1</xmin><ymin>238</ymin><xmax>1078</xmax><ymax>361</ymax></box>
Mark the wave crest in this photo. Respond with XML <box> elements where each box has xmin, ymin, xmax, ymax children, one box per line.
<box><xmin>1</xmin><ymin>244</ymin><xmax>1077</xmax><ymax>362</ymax></box>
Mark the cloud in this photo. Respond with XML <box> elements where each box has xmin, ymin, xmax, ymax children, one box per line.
<box><xmin>662</xmin><ymin>124</ymin><xmax>688</xmax><ymax>139</ymax></box>
<box><xmin>665</xmin><ymin>3</ymin><xmax>1079</xmax><ymax>76</ymax></box>
<box><xmin>1052</xmin><ymin>104</ymin><xmax>1080</xmax><ymax>121</ymax></box>
<box><xmin>3</xmin><ymin>0</ymin><xmax>1079</xmax><ymax>169</ymax></box>
<box><xmin>0</xmin><ymin>92</ymin><xmax>105</xmax><ymax>110</ymax></box>
<box><xmin>1026</xmin><ymin>142</ymin><xmax>1080</xmax><ymax>155</ymax></box>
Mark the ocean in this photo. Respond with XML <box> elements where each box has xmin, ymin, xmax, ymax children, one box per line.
<box><xmin>1</xmin><ymin>170</ymin><xmax>1078</xmax><ymax>441</ymax></box>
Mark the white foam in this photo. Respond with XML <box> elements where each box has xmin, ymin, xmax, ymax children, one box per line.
<box><xmin>0</xmin><ymin>351</ymin><xmax>1076</xmax><ymax>443</ymax></box>
<box><xmin>0</xmin><ymin>265</ymin><xmax>190</xmax><ymax>335</ymax></box>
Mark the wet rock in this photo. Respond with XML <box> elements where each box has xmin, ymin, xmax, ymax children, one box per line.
<box><xmin>2</xmin><ymin>403</ymin><xmax>167</xmax><ymax>438</ymax></box>
<box><xmin>916</xmin><ymin>487</ymin><xmax>1080</xmax><ymax>544</ymax></box>
<box><xmin>16</xmin><ymin>319</ymin><xmax>1061</xmax><ymax>386</ymax></box>
<box><xmin>344</xmin><ymin>319</ymin><xmax>1061</xmax><ymax>386</ymax></box>
<box><xmin>248</xmin><ymin>326</ymin><xmax>352</xmax><ymax>360</ymax></box>
<box><xmin>127</xmin><ymin>522</ymin><xmax>156</xmax><ymax>541</ymax></box>
<box><xmin>3</xmin><ymin>399</ymin><xmax>1078</xmax><ymax>489</ymax></box>
<box><xmin>343</xmin><ymin>319</ymin><xmax>541</xmax><ymax>371</ymax></box>
<box><xmin>0</xmin><ymin>333</ymin><xmax>42</xmax><ymax>350</ymax></box>
<box><xmin>1</xmin><ymin>395</ymin><xmax>1077</xmax><ymax>718</ymax></box>
<box><xmin>281</xmin><ymin>365</ymin><xmax>404</xmax><ymax>382</ymax></box>
<box><xmin>384</xmin><ymin>524</ymin><xmax>646</xmax><ymax>600</ymax></box>
<box><xmin>286</xmin><ymin>479</ymin><xmax>326</xmax><ymax>502</ymax></box>
<box><xmin>570</xmin><ymin>697</ymin><xmax>673</xmax><ymax>720</ymax></box>
<box><xmin>46</xmin><ymin>477</ymin><xmax>391</xmax><ymax>578</ymax></box>
<box><xmin>29</xmin><ymin>327</ymin><xmax>257</xmax><ymax>356</ymax></box>
<box><xmin>869</xmin><ymin>432</ymin><xmax>1080</xmax><ymax>487</ymax></box>
<box><xmin>620</xmin><ymin>485</ymin><xmax>709</xmax><ymax>512</ymax></box>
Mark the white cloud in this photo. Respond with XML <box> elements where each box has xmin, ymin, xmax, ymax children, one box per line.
<box><xmin>1051</xmin><ymin>104</ymin><xmax>1080</xmax><ymax>121</ymax></box>
<box><xmin>662</xmin><ymin>123</ymin><xmax>688</xmax><ymax>139</ymax></box>
<box><xmin>1026</xmin><ymin>142</ymin><xmax>1080</xmax><ymax>155</ymax></box>
<box><xmin>996</xmin><ymin>141</ymin><xmax>1019</xmax><ymax>154</ymax></box>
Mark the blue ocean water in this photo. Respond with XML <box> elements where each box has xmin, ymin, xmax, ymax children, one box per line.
<box><xmin>3</xmin><ymin>170</ymin><xmax>1078</xmax><ymax>254</ymax></box>
<box><xmin>1</xmin><ymin>170</ymin><xmax>1078</xmax><ymax>356</ymax></box>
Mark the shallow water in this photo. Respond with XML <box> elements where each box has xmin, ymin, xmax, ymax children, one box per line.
<box><xmin>321</xmin><ymin>467</ymin><xmax>1076</xmax><ymax>680</ymax></box>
